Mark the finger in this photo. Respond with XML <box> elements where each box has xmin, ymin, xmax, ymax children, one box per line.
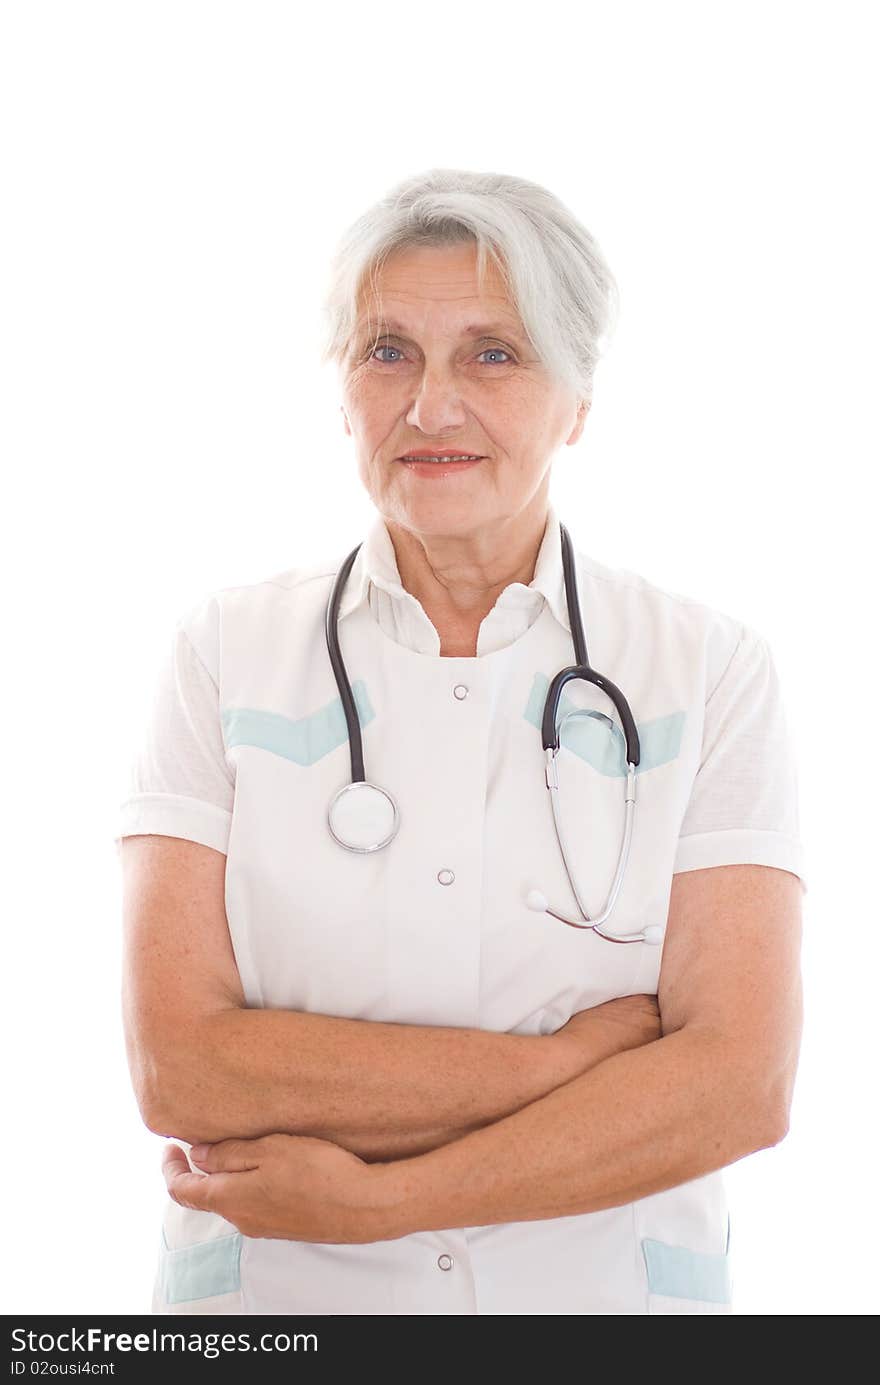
<box><xmin>161</xmin><ymin>1143</ymin><xmax>218</xmax><ymax>1213</ymax></box>
<box><xmin>162</xmin><ymin>1142</ymin><xmax>197</xmax><ymax>1181</ymax></box>
<box><xmin>188</xmin><ymin>1137</ymin><xmax>264</xmax><ymax>1173</ymax></box>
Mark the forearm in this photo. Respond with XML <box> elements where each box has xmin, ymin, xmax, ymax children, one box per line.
<box><xmin>334</xmin><ymin>1016</ymin><xmax>638</xmax><ymax>1162</ymax></box>
<box><xmin>147</xmin><ymin>1007</ymin><xmax>589</xmax><ymax>1148</ymax></box>
<box><xmin>372</xmin><ymin>1026</ymin><xmax>785</xmax><ymax>1238</ymax></box>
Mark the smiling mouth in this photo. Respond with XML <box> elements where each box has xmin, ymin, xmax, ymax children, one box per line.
<box><xmin>397</xmin><ymin>455</ymin><xmax>485</xmax><ymax>464</ymax></box>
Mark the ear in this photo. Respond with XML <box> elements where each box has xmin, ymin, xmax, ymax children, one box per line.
<box><xmin>567</xmin><ymin>399</ymin><xmax>590</xmax><ymax>446</ymax></box>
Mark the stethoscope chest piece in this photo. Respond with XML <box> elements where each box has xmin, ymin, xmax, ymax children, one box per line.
<box><xmin>328</xmin><ymin>780</ymin><xmax>400</xmax><ymax>853</ymax></box>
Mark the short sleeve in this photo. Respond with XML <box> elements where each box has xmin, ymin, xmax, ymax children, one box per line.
<box><xmin>672</xmin><ymin>623</ymin><xmax>807</xmax><ymax>892</ymax></box>
<box><xmin>115</xmin><ymin>605</ymin><xmax>234</xmax><ymax>855</ymax></box>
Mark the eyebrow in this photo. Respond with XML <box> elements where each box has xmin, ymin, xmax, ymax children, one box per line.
<box><xmin>360</xmin><ymin>318</ymin><xmax>526</xmax><ymax>342</ymax></box>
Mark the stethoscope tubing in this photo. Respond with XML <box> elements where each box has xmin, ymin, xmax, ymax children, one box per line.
<box><xmin>324</xmin><ymin>519</ymin><xmax>653</xmax><ymax>941</ymax></box>
<box><xmin>325</xmin><ymin>541</ymin><xmax>367</xmax><ymax>785</ymax></box>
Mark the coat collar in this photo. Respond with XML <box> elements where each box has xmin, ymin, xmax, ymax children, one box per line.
<box><xmin>333</xmin><ymin>499</ymin><xmax>573</xmax><ymax>638</ymax></box>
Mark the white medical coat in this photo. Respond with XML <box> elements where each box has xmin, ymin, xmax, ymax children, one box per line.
<box><xmin>116</xmin><ymin>500</ymin><xmax>807</xmax><ymax>1315</ymax></box>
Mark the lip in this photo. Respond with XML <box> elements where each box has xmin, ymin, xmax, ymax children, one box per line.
<box><xmin>398</xmin><ymin>455</ymin><xmax>485</xmax><ymax>478</ymax></box>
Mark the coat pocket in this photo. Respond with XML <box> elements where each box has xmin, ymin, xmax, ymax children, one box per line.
<box><xmin>156</xmin><ymin>1228</ymin><xmax>244</xmax><ymax>1312</ymax></box>
<box><xmin>641</xmin><ymin>1229</ymin><xmax>732</xmax><ymax>1314</ymax></box>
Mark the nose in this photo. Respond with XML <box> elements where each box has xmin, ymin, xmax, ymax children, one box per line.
<box><xmin>405</xmin><ymin>366</ymin><xmax>469</xmax><ymax>436</ymax></box>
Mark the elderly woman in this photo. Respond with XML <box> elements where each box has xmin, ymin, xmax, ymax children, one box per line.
<box><xmin>116</xmin><ymin>167</ymin><xmax>805</xmax><ymax>1316</ymax></box>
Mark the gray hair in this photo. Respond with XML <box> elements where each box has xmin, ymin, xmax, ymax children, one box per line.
<box><xmin>319</xmin><ymin>167</ymin><xmax>620</xmax><ymax>406</ymax></box>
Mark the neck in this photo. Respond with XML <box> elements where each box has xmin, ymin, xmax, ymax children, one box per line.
<box><xmin>385</xmin><ymin>496</ymin><xmax>551</xmax><ymax>656</ymax></box>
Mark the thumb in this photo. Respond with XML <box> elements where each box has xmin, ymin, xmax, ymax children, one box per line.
<box><xmin>188</xmin><ymin>1138</ymin><xmax>262</xmax><ymax>1173</ymax></box>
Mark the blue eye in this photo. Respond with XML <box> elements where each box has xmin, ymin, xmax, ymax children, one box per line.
<box><xmin>371</xmin><ymin>343</ymin><xmax>513</xmax><ymax>365</ymax></box>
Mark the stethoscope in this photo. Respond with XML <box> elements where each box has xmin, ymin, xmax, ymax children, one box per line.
<box><xmin>324</xmin><ymin>520</ymin><xmax>662</xmax><ymax>944</ymax></box>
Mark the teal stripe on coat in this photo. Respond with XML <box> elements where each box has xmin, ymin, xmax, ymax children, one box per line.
<box><xmin>641</xmin><ymin>1237</ymin><xmax>732</xmax><ymax>1303</ymax></box>
<box><xmin>222</xmin><ymin>680</ymin><xmax>375</xmax><ymax>765</ymax></box>
<box><xmin>523</xmin><ymin>673</ymin><xmax>686</xmax><ymax>776</ymax></box>
<box><xmin>159</xmin><ymin>1230</ymin><xmax>242</xmax><ymax>1305</ymax></box>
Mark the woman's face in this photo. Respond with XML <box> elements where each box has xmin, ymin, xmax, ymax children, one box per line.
<box><xmin>339</xmin><ymin>242</ymin><xmax>587</xmax><ymax>540</ymax></box>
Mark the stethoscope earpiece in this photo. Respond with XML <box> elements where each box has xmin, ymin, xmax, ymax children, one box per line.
<box><xmin>527</xmin><ymin>887</ymin><xmax>664</xmax><ymax>944</ymax></box>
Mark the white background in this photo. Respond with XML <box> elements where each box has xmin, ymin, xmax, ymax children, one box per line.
<box><xmin>2</xmin><ymin>0</ymin><xmax>876</xmax><ymax>1316</ymax></box>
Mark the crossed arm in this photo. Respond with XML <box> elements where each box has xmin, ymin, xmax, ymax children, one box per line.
<box><xmin>120</xmin><ymin>835</ymin><xmax>803</xmax><ymax>1239</ymax></box>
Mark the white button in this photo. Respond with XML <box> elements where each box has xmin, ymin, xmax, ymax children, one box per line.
<box><xmin>437</xmin><ymin>869</ymin><xmax>455</xmax><ymax>886</ymax></box>
<box><xmin>453</xmin><ymin>684</ymin><xmax>469</xmax><ymax>700</ymax></box>
<box><xmin>437</xmin><ymin>1253</ymin><xmax>454</xmax><ymax>1271</ymax></box>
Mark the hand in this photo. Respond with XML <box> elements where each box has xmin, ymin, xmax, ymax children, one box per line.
<box><xmin>161</xmin><ymin>1133</ymin><xmax>397</xmax><ymax>1244</ymax></box>
<box><xmin>555</xmin><ymin>994</ymin><xmax>662</xmax><ymax>1072</ymax></box>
